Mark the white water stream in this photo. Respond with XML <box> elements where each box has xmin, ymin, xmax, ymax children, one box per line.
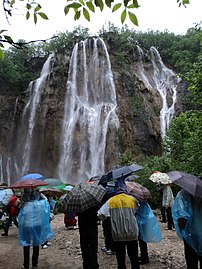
<box><xmin>15</xmin><ymin>54</ymin><xmax>54</xmax><ymax>178</ymax></box>
<box><xmin>136</xmin><ymin>46</ymin><xmax>180</xmax><ymax>138</ymax></box>
<box><xmin>57</xmin><ymin>38</ymin><xmax>119</xmax><ymax>183</ymax></box>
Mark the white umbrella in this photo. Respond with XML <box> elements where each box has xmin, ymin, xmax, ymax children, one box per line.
<box><xmin>149</xmin><ymin>171</ymin><xmax>171</xmax><ymax>184</ymax></box>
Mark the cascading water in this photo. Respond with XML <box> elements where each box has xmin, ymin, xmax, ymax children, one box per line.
<box><xmin>14</xmin><ymin>54</ymin><xmax>54</xmax><ymax>178</ymax></box>
<box><xmin>136</xmin><ymin>45</ymin><xmax>180</xmax><ymax>138</ymax></box>
<box><xmin>0</xmin><ymin>154</ymin><xmax>3</xmax><ymax>182</ymax></box>
<box><xmin>6</xmin><ymin>157</ymin><xmax>11</xmax><ymax>186</ymax></box>
<box><xmin>57</xmin><ymin>38</ymin><xmax>119</xmax><ymax>183</ymax></box>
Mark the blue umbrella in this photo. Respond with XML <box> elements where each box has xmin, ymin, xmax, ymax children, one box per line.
<box><xmin>20</xmin><ymin>173</ymin><xmax>45</xmax><ymax>181</ymax></box>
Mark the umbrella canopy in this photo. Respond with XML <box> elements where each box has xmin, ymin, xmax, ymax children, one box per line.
<box><xmin>85</xmin><ymin>179</ymin><xmax>99</xmax><ymax>185</ymax></box>
<box><xmin>20</xmin><ymin>173</ymin><xmax>44</xmax><ymax>181</ymax></box>
<box><xmin>64</xmin><ymin>185</ymin><xmax>74</xmax><ymax>191</ymax></box>
<box><xmin>167</xmin><ymin>171</ymin><xmax>202</xmax><ymax>198</ymax></box>
<box><xmin>125</xmin><ymin>175</ymin><xmax>140</xmax><ymax>181</ymax></box>
<box><xmin>125</xmin><ymin>181</ymin><xmax>152</xmax><ymax>202</ymax></box>
<box><xmin>60</xmin><ymin>183</ymin><xmax>106</xmax><ymax>213</ymax></box>
<box><xmin>149</xmin><ymin>171</ymin><xmax>171</xmax><ymax>184</ymax></box>
<box><xmin>39</xmin><ymin>187</ymin><xmax>63</xmax><ymax>197</ymax></box>
<box><xmin>10</xmin><ymin>179</ymin><xmax>48</xmax><ymax>189</ymax></box>
<box><xmin>44</xmin><ymin>178</ymin><xmax>64</xmax><ymax>186</ymax></box>
<box><xmin>107</xmin><ymin>163</ymin><xmax>144</xmax><ymax>180</ymax></box>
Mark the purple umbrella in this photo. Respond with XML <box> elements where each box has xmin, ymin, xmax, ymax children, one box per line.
<box><xmin>167</xmin><ymin>171</ymin><xmax>202</xmax><ymax>198</ymax></box>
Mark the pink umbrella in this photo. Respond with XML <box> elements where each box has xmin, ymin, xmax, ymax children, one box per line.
<box><xmin>125</xmin><ymin>181</ymin><xmax>152</xmax><ymax>202</ymax></box>
<box><xmin>10</xmin><ymin>179</ymin><xmax>48</xmax><ymax>189</ymax></box>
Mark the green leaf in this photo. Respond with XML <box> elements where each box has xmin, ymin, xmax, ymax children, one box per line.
<box><xmin>34</xmin><ymin>4</ymin><xmax>42</xmax><ymax>12</ymax></box>
<box><xmin>95</xmin><ymin>0</ymin><xmax>104</xmax><ymax>11</ymax></box>
<box><xmin>128</xmin><ymin>11</ymin><xmax>138</xmax><ymax>25</ymax></box>
<box><xmin>112</xmin><ymin>3</ymin><xmax>122</xmax><ymax>12</ymax></box>
<box><xmin>0</xmin><ymin>42</ymin><xmax>4</xmax><ymax>48</ymax></box>
<box><xmin>86</xmin><ymin>1</ymin><xmax>95</xmax><ymax>12</ymax></box>
<box><xmin>10</xmin><ymin>0</ymin><xmax>15</xmax><ymax>7</ymax></box>
<box><xmin>0</xmin><ymin>30</ymin><xmax>7</xmax><ymax>35</ymax></box>
<box><xmin>183</xmin><ymin>0</ymin><xmax>190</xmax><ymax>4</ymax></box>
<box><xmin>83</xmin><ymin>7</ymin><xmax>90</xmax><ymax>21</ymax></box>
<box><xmin>64</xmin><ymin>6</ymin><xmax>70</xmax><ymax>15</ymax></box>
<box><xmin>132</xmin><ymin>0</ymin><xmax>140</xmax><ymax>8</ymax></box>
<box><xmin>74</xmin><ymin>10</ymin><xmax>81</xmax><ymax>20</ymax></box>
<box><xmin>26</xmin><ymin>11</ymin><xmax>30</xmax><ymax>20</ymax></box>
<box><xmin>0</xmin><ymin>48</ymin><xmax>4</xmax><ymax>59</ymax></box>
<box><xmin>34</xmin><ymin>13</ymin><xmax>37</xmax><ymax>24</ymax></box>
<box><xmin>26</xmin><ymin>3</ymin><xmax>31</xmax><ymax>10</ymax></box>
<box><xmin>4</xmin><ymin>35</ymin><xmax>13</xmax><ymax>43</ymax></box>
<box><xmin>127</xmin><ymin>4</ymin><xmax>135</xmax><ymax>8</ymax></box>
<box><xmin>78</xmin><ymin>0</ymin><xmax>85</xmax><ymax>5</ymax></box>
<box><xmin>105</xmin><ymin>0</ymin><xmax>112</xmax><ymax>8</ymax></box>
<box><xmin>38</xmin><ymin>12</ymin><xmax>49</xmax><ymax>20</ymax></box>
<box><xmin>124</xmin><ymin>0</ymin><xmax>129</xmax><ymax>7</ymax></box>
<box><xmin>67</xmin><ymin>3</ymin><xmax>82</xmax><ymax>9</ymax></box>
<box><xmin>121</xmin><ymin>9</ymin><xmax>126</xmax><ymax>24</ymax></box>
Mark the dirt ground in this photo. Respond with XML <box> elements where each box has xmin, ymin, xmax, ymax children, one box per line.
<box><xmin>0</xmin><ymin>213</ymin><xmax>186</xmax><ymax>269</ymax></box>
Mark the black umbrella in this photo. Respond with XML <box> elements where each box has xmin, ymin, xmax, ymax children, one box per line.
<box><xmin>107</xmin><ymin>163</ymin><xmax>144</xmax><ymax>180</ymax></box>
<box><xmin>60</xmin><ymin>183</ymin><xmax>106</xmax><ymax>213</ymax></box>
<box><xmin>167</xmin><ymin>171</ymin><xmax>202</xmax><ymax>198</ymax></box>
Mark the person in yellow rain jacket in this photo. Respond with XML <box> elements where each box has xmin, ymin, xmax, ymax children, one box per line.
<box><xmin>98</xmin><ymin>188</ymin><xmax>140</xmax><ymax>269</ymax></box>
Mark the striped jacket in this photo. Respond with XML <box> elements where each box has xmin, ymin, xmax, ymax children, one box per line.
<box><xmin>98</xmin><ymin>193</ymin><xmax>139</xmax><ymax>241</ymax></box>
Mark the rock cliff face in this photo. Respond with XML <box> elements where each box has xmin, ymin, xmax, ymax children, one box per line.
<box><xmin>0</xmin><ymin>36</ymin><xmax>186</xmax><ymax>184</ymax></box>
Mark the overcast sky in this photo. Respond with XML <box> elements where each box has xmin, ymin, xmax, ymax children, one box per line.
<box><xmin>1</xmin><ymin>0</ymin><xmax>202</xmax><ymax>43</ymax></box>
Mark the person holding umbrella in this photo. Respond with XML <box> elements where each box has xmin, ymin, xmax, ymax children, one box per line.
<box><xmin>168</xmin><ymin>171</ymin><xmax>202</xmax><ymax>269</ymax></box>
<box><xmin>149</xmin><ymin>171</ymin><xmax>175</xmax><ymax>230</ymax></box>
<box><xmin>18</xmin><ymin>188</ymin><xmax>54</xmax><ymax>269</ymax></box>
<box><xmin>77</xmin><ymin>205</ymin><xmax>100</xmax><ymax>269</ymax></box>
<box><xmin>10</xmin><ymin>178</ymin><xmax>54</xmax><ymax>269</ymax></box>
<box><xmin>60</xmin><ymin>183</ymin><xmax>107</xmax><ymax>269</ymax></box>
<box><xmin>162</xmin><ymin>183</ymin><xmax>175</xmax><ymax>230</ymax></box>
<box><xmin>1</xmin><ymin>194</ymin><xmax>19</xmax><ymax>236</ymax></box>
<box><xmin>172</xmin><ymin>189</ymin><xmax>202</xmax><ymax>268</ymax></box>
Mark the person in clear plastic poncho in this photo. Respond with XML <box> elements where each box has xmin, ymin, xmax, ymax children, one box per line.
<box><xmin>172</xmin><ymin>189</ymin><xmax>202</xmax><ymax>269</ymax></box>
<box><xmin>18</xmin><ymin>189</ymin><xmax>54</xmax><ymax>269</ymax></box>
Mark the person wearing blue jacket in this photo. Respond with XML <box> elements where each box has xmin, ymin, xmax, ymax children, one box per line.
<box><xmin>172</xmin><ymin>189</ymin><xmax>202</xmax><ymax>269</ymax></box>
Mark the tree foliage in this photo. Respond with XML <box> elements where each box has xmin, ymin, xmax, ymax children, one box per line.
<box><xmin>181</xmin><ymin>55</ymin><xmax>202</xmax><ymax>105</ymax></box>
<box><xmin>164</xmin><ymin>26</ymin><xmax>202</xmax><ymax>178</ymax></box>
<box><xmin>165</xmin><ymin>111</ymin><xmax>202</xmax><ymax>177</ymax></box>
<box><xmin>0</xmin><ymin>42</ymin><xmax>44</xmax><ymax>92</ymax></box>
<box><xmin>0</xmin><ymin>0</ymin><xmax>190</xmax><ymax>57</ymax></box>
<box><xmin>99</xmin><ymin>23</ymin><xmax>201</xmax><ymax>73</ymax></box>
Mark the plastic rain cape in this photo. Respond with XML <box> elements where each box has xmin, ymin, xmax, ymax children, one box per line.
<box><xmin>172</xmin><ymin>189</ymin><xmax>202</xmax><ymax>256</ymax></box>
<box><xmin>136</xmin><ymin>202</ymin><xmax>162</xmax><ymax>243</ymax></box>
<box><xmin>18</xmin><ymin>199</ymin><xmax>54</xmax><ymax>246</ymax></box>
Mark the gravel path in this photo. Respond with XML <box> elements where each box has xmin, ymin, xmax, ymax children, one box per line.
<box><xmin>0</xmin><ymin>213</ymin><xmax>186</xmax><ymax>269</ymax></box>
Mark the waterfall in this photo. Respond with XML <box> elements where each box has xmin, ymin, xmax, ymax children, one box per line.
<box><xmin>15</xmin><ymin>54</ymin><xmax>54</xmax><ymax>178</ymax></box>
<box><xmin>13</xmin><ymin>97</ymin><xmax>18</xmax><ymax>120</ymax></box>
<box><xmin>0</xmin><ymin>154</ymin><xmax>3</xmax><ymax>182</ymax></box>
<box><xmin>6</xmin><ymin>157</ymin><xmax>11</xmax><ymax>186</ymax></box>
<box><xmin>136</xmin><ymin>45</ymin><xmax>180</xmax><ymax>138</ymax></box>
<box><xmin>57</xmin><ymin>38</ymin><xmax>119</xmax><ymax>183</ymax></box>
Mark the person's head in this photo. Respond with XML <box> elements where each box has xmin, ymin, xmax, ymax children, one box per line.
<box><xmin>24</xmin><ymin>188</ymin><xmax>31</xmax><ymax>194</ymax></box>
<box><xmin>115</xmin><ymin>178</ymin><xmax>126</xmax><ymax>190</ymax></box>
<box><xmin>115</xmin><ymin>186</ymin><xmax>127</xmax><ymax>194</ymax></box>
<box><xmin>98</xmin><ymin>175</ymin><xmax>108</xmax><ymax>187</ymax></box>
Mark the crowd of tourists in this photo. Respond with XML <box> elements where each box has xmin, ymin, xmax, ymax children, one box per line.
<box><xmin>0</xmin><ymin>173</ymin><xmax>201</xmax><ymax>269</ymax></box>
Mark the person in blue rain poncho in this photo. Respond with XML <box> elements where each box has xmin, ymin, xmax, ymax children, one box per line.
<box><xmin>136</xmin><ymin>201</ymin><xmax>162</xmax><ymax>265</ymax></box>
<box><xmin>18</xmin><ymin>189</ymin><xmax>54</xmax><ymax>269</ymax></box>
<box><xmin>172</xmin><ymin>189</ymin><xmax>202</xmax><ymax>269</ymax></box>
